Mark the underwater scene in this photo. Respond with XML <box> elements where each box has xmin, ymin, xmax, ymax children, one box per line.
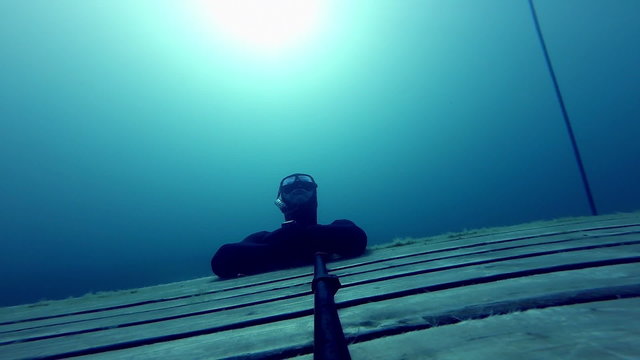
<box><xmin>1</xmin><ymin>0</ymin><xmax>639</xmax><ymax>307</ymax></box>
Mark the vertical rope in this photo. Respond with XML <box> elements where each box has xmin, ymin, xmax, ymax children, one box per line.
<box><xmin>528</xmin><ymin>0</ymin><xmax>598</xmax><ymax>215</ymax></box>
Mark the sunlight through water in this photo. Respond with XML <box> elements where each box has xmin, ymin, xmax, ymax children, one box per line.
<box><xmin>193</xmin><ymin>0</ymin><xmax>327</xmax><ymax>58</ymax></box>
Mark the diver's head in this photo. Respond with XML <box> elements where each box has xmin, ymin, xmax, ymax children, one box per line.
<box><xmin>275</xmin><ymin>173</ymin><xmax>318</xmax><ymax>225</ymax></box>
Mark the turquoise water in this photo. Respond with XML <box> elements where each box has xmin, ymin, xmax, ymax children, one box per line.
<box><xmin>1</xmin><ymin>0</ymin><xmax>638</xmax><ymax>307</ymax></box>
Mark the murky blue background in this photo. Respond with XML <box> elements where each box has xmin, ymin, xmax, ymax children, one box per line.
<box><xmin>1</xmin><ymin>0</ymin><xmax>638</xmax><ymax>306</ymax></box>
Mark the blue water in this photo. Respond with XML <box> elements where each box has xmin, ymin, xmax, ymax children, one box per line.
<box><xmin>1</xmin><ymin>0</ymin><xmax>639</xmax><ymax>307</ymax></box>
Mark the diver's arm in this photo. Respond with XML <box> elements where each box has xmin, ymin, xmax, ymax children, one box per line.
<box><xmin>309</xmin><ymin>220</ymin><xmax>367</xmax><ymax>257</ymax></box>
<box><xmin>211</xmin><ymin>241</ymin><xmax>285</xmax><ymax>278</ymax></box>
<box><xmin>210</xmin><ymin>222</ymin><xmax>367</xmax><ymax>278</ymax></box>
<box><xmin>211</xmin><ymin>232</ymin><xmax>276</xmax><ymax>278</ymax></box>
<box><xmin>210</xmin><ymin>230</ymin><xmax>306</xmax><ymax>278</ymax></box>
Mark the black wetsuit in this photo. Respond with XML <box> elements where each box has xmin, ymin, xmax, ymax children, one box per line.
<box><xmin>211</xmin><ymin>219</ymin><xmax>367</xmax><ymax>278</ymax></box>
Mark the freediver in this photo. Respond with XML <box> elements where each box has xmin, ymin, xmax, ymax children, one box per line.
<box><xmin>210</xmin><ymin>173</ymin><xmax>367</xmax><ymax>278</ymax></box>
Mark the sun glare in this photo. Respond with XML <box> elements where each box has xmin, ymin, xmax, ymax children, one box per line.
<box><xmin>197</xmin><ymin>0</ymin><xmax>326</xmax><ymax>57</ymax></box>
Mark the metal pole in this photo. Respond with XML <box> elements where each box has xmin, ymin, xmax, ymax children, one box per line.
<box><xmin>312</xmin><ymin>253</ymin><xmax>351</xmax><ymax>360</ymax></box>
<box><xmin>528</xmin><ymin>0</ymin><xmax>598</xmax><ymax>215</ymax></box>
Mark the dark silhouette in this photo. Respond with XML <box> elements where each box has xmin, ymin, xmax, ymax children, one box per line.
<box><xmin>211</xmin><ymin>173</ymin><xmax>367</xmax><ymax>278</ymax></box>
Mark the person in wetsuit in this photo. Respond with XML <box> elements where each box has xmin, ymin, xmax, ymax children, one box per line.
<box><xmin>211</xmin><ymin>173</ymin><xmax>367</xmax><ymax>278</ymax></box>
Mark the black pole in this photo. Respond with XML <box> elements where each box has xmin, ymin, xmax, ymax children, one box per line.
<box><xmin>528</xmin><ymin>0</ymin><xmax>598</xmax><ymax>216</ymax></box>
<box><xmin>312</xmin><ymin>253</ymin><xmax>351</xmax><ymax>360</ymax></box>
